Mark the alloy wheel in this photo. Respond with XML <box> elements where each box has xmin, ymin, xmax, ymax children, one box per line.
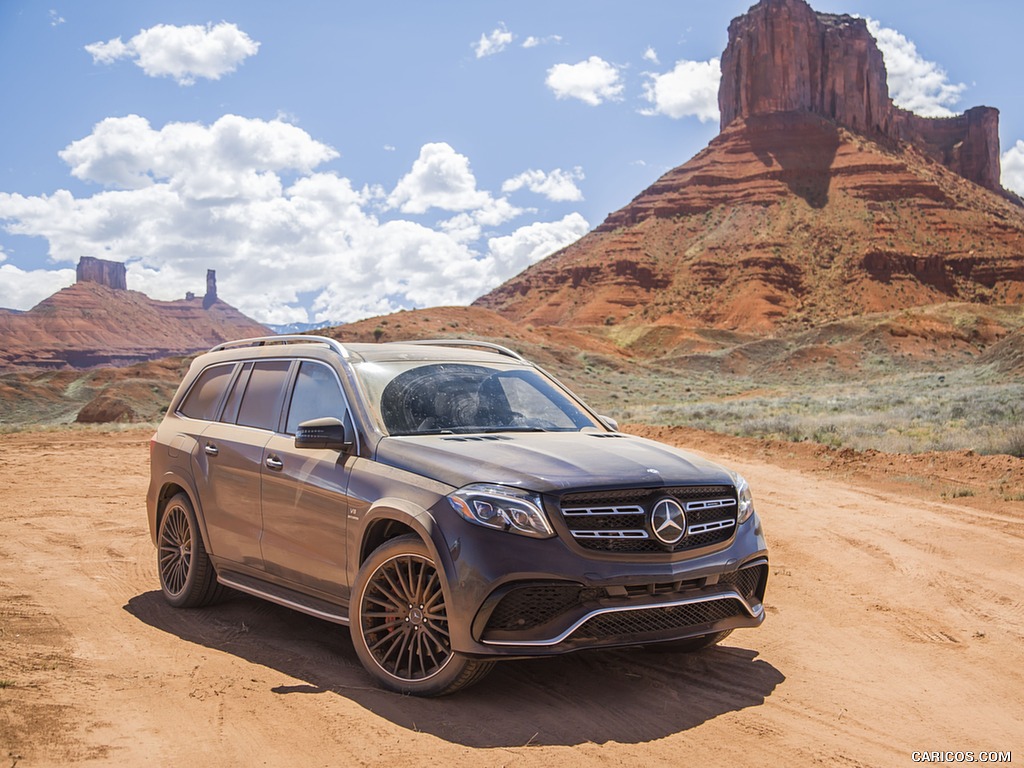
<box><xmin>159</xmin><ymin>503</ymin><xmax>192</xmax><ymax>596</ymax></box>
<box><xmin>359</xmin><ymin>553</ymin><xmax>452</xmax><ymax>682</ymax></box>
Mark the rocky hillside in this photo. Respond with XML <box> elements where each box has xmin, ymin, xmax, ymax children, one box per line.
<box><xmin>476</xmin><ymin>112</ymin><xmax>1024</xmax><ymax>335</ymax></box>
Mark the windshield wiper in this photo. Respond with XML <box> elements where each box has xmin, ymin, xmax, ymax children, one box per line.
<box><xmin>389</xmin><ymin>429</ymin><xmax>455</xmax><ymax>436</ymax></box>
<box><xmin>478</xmin><ymin>425</ymin><xmax>549</xmax><ymax>433</ymax></box>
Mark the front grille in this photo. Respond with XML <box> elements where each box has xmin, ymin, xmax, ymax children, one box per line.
<box><xmin>559</xmin><ymin>485</ymin><xmax>738</xmax><ymax>553</ymax></box>
<box><xmin>573</xmin><ymin>598</ymin><xmax>748</xmax><ymax>639</ymax></box>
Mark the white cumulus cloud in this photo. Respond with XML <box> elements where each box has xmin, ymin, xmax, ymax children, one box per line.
<box><xmin>866</xmin><ymin>18</ymin><xmax>965</xmax><ymax>117</ymax></box>
<box><xmin>58</xmin><ymin>114</ymin><xmax>338</xmax><ymax>198</ymax></box>
<box><xmin>522</xmin><ymin>34</ymin><xmax>562</xmax><ymax>49</ymax></box>
<box><xmin>474</xmin><ymin>24</ymin><xmax>512</xmax><ymax>58</ymax></box>
<box><xmin>0</xmin><ymin>264</ymin><xmax>75</xmax><ymax>310</ymax></box>
<box><xmin>85</xmin><ymin>22</ymin><xmax>260</xmax><ymax>85</ymax></box>
<box><xmin>387</xmin><ymin>142</ymin><xmax>494</xmax><ymax>214</ymax></box>
<box><xmin>502</xmin><ymin>167</ymin><xmax>584</xmax><ymax>202</ymax></box>
<box><xmin>486</xmin><ymin>214</ymin><xmax>589</xmax><ymax>277</ymax></box>
<box><xmin>1002</xmin><ymin>140</ymin><xmax>1024</xmax><ymax>196</ymax></box>
<box><xmin>640</xmin><ymin>58</ymin><xmax>721</xmax><ymax>122</ymax></box>
<box><xmin>546</xmin><ymin>56</ymin><xmax>624</xmax><ymax>106</ymax></box>
<box><xmin>0</xmin><ymin>117</ymin><xmax>588</xmax><ymax>325</ymax></box>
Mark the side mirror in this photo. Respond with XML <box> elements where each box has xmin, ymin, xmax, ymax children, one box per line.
<box><xmin>599</xmin><ymin>414</ymin><xmax>619</xmax><ymax>432</ymax></box>
<box><xmin>295</xmin><ymin>417</ymin><xmax>353</xmax><ymax>451</ymax></box>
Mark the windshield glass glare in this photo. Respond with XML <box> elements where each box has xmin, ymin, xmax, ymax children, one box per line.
<box><xmin>354</xmin><ymin>361</ymin><xmax>602</xmax><ymax>435</ymax></box>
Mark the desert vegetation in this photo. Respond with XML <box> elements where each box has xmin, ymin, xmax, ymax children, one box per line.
<box><xmin>611</xmin><ymin>371</ymin><xmax>1024</xmax><ymax>457</ymax></box>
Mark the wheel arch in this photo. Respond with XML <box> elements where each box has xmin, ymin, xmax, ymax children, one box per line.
<box><xmin>152</xmin><ymin>473</ymin><xmax>214</xmax><ymax>555</ymax></box>
<box><xmin>356</xmin><ymin>497</ymin><xmax>451</xmax><ymax>583</ymax></box>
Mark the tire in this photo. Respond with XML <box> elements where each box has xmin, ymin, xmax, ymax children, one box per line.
<box><xmin>643</xmin><ymin>629</ymin><xmax>733</xmax><ymax>653</ymax></box>
<box><xmin>350</xmin><ymin>534</ymin><xmax>493</xmax><ymax>696</ymax></box>
<box><xmin>157</xmin><ymin>492</ymin><xmax>223</xmax><ymax>608</ymax></box>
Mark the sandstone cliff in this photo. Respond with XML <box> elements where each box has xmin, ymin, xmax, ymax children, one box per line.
<box><xmin>718</xmin><ymin>0</ymin><xmax>1001</xmax><ymax>192</ymax></box>
<box><xmin>76</xmin><ymin>256</ymin><xmax>127</xmax><ymax>290</ymax></box>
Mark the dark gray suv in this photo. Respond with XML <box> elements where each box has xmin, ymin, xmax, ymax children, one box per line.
<box><xmin>147</xmin><ymin>335</ymin><xmax>768</xmax><ymax>695</ymax></box>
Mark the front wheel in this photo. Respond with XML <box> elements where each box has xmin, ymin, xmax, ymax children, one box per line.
<box><xmin>350</xmin><ymin>534</ymin><xmax>493</xmax><ymax>696</ymax></box>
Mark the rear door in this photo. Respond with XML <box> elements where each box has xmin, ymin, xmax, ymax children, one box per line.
<box><xmin>259</xmin><ymin>360</ymin><xmax>354</xmax><ymax>598</ymax></box>
<box><xmin>191</xmin><ymin>359</ymin><xmax>290</xmax><ymax>569</ymax></box>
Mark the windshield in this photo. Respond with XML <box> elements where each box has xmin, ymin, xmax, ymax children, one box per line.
<box><xmin>353</xmin><ymin>361</ymin><xmax>603</xmax><ymax>436</ymax></box>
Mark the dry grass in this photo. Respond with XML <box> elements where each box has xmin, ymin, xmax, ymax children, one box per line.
<box><xmin>570</xmin><ymin>361</ymin><xmax>1024</xmax><ymax>457</ymax></box>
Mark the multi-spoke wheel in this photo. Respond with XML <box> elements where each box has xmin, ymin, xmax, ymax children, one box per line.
<box><xmin>157</xmin><ymin>492</ymin><xmax>222</xmax><ymax>608</ymax></box>
<box><xmin>351</xmin><ymin>534</ymin><xmax>493</xmax><ymax>696</ymax></box>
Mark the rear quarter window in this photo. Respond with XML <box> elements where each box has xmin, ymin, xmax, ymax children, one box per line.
<box><xmin>178</xmin><ymin>364</ymin><xmax>235</xmax><ymax>421</ymax></box>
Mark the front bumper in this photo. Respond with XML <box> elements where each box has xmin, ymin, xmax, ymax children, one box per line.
<box><xmin>439</xmin><ymin>508</ymin><xmax>769</xmax><ymax>659</ymax></box>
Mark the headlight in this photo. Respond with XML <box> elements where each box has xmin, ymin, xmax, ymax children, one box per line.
<box><xmin>448</xmin><ymin>483</ymin><xmax>554</xmax><ymax>539</ymax></box>
<box><xmin>735</xmin><ymin>474</ymin><xmax>755</xmax><ymax>524</ymax></box>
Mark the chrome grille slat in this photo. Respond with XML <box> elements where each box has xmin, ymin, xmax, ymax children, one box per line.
<box><xmin>571</xmin><ymin>529</ymin><xmax>648</xmax><ymax>540</ymax></box>
<box><xmin>684</xmin><ymin>498</ymin><xmax>735</xmax><ymax>512</ymax></box>
<box><xmin>562</xmin><ymin>505</ymin><xmax>645</xmax><ymax>516</ymax></box>
<box><xmin>687</xmin><ymin>519</ymin><xmax>736</xmax><ymax>535</ymax></box>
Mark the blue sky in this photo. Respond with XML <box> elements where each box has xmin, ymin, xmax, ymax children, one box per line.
<box><xmin>2</xmin><ymin>0</ymin><xmax>1022</xmax><ymax>325</ymax></box>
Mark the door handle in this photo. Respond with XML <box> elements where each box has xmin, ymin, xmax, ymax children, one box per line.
<box><xmin>204</xmin><ymin>444</ymin><xmax>219</xmax><ymax>456</ymax></box>
<box><xmin>265</xmin><ymin>455</ymin><xmax>284</xmax><ymax>470</ymax></box>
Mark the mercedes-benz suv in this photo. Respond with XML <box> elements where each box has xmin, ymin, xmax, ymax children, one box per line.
<box><xmin>147</xmin><ymin>335</ymin><xmax>768</xmax><ymax>695</ymax></box>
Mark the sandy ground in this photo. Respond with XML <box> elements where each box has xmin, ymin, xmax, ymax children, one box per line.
<box><xmin>1</xmin><ymin>427</ymin><xmax>1022</xmax><ymax>767</ymax></box>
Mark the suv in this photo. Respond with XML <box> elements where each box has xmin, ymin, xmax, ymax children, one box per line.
<box><xmin>147</xmin><ymin>336</ymin><xmax>768</xmax><ymax>696</ymax></box>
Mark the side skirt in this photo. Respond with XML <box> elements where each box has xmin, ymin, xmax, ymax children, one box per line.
<box><xmin>218</xmin><ymin>570</ymin><xmax>349</xmax><ymax>625</ymax></box>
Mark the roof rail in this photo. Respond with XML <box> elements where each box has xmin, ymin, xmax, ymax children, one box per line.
<box><xmin>209</xmin><ymin>335</ymin><xmax>350</xmax><ymax>358</ymax></box>
<box><xmin>398</xmin><ymin>339</ymin><xmax>527</xmax><ymax>362</ymax></box>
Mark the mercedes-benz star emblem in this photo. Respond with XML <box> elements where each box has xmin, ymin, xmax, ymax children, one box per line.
<box><xmin>651</xmin><ymin>498</ymin><xmax>687</xmax><ymax>546</ymax></box>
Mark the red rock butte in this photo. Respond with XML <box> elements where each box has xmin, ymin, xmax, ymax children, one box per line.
<box><xmin>475</xmin><ymin>0</ymin><xmax>1024</xmax><ymax>336</ymax></box>
<box><xmin>0</xmin><ymin>257</ymin><xmax>269</xmax><ymax>369</ymax></box>
<box><xmin>718</xmin><ymin>0</ymin><xmax>1000</xmax><ymax>192</ymax></box>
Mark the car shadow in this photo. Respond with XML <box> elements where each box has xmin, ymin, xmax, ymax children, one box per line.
<box><xmin>125</xmin><ymin>590</ymin><xmax>784</xmax><ymax>747</ymax></box>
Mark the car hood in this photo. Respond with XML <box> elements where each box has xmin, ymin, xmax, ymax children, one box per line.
<box><xmin>374</xmin><ymin>431</ymin><xmax>735</xmax><ymax>493</ymax></box>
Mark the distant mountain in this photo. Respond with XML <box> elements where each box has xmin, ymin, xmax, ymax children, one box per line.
<box><xmin>0</xmin><ymin>260</ymin><xmax>269</xmax><ymax>369</ymax></box>
<box><xmin>266</xmin><ymin>321</ymin><xmax>337</xmax><ymax>335</ymax></box>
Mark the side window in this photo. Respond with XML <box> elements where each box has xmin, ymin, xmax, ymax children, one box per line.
<box><xmin>219</xmin><ymin>362</ymin><xmax>252</xmax><ymax>424</ymax></box>
<box><xmin>178</xmin><ymin>364</ymin><xmax>235</xmax><ymax>421</ymax></box>
<box><xmin>285</xmin><ymin>361</ymin><xmax>349</xmax><ymax>435</ymax></box>
<box><xmin>236</xmin><ymin>360</ymin><xmax>292</xmax><ymax>431</ymax></box>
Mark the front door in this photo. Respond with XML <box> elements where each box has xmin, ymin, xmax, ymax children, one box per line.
<box><xmin>259</xmin><ymin>360</ymin><xmax>353</xmax><ymax>598</ymax></box>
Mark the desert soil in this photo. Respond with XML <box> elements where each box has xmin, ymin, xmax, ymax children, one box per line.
<box><xmin>1</xmin><ymin>426</ymin><xmax>1021</xmax><ymax>767</ymax></box>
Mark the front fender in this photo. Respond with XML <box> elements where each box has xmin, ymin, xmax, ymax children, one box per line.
<box><xmin>354</xmin><ymin>496</ymin><xmax>461</xmax><ymax>613</ymax></box>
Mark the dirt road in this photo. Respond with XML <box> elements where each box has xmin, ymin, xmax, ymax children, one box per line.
<box><xmin>1</xmin><ymin>427</ymin><xmax>1021</xmax><ymax>767</ymax></box>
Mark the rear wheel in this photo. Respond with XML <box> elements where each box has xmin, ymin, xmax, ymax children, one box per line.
<box><xmin>350</xmin><ymin>534</ymin><xmax>493</xmax><ymax>696</ymax></box>
<box><xmin>157</xmin><ymin>492</ymin><xmax>223</xmax><ymax>608</ymax></box>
